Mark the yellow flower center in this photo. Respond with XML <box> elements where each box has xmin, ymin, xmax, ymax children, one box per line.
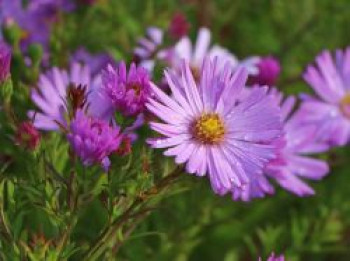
<box><xmin>193</xmin><ymin>113</ymin><xmax>225</xmax><ymax>144</ymax></box>
<box><xmin>340</xmin><ymin>93</ymin><xmax>350</xmax><ymax>118</ymax></box>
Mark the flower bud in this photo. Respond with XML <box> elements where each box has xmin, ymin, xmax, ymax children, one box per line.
<box><xmin>15</xmin><ymin>121</ymin><xmax>41</xmax><ymax>150</ymax></box>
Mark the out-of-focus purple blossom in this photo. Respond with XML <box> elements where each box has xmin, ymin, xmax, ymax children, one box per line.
<box><xmin>67</xmin><ymin>109</ymin><xmax>122</xmax><ymax>171</ymax></box>
<box><xmin>133</xmin><ymin>27</ymin><xmax>164</xmax><ymax>72</ymax></box>
<box><xmin>28</xmin><ymin>62</ymin><xmax>101</xmax><ymax>131</ymax></box>
<box><xmin>147</xmin><ymin>58</ymin><xmax>282</xmax><ymax>198</ymax></box>
<box><xmin>0</xmin><ymin>41</ymin><xmax>11</xmax><ymax>82</ymax></box>
<box><xmin>71</xmin><ymin>48</ymin><xmax>115</xmax><ymax>76</ymax></box>
<box><xmin>168</xmin><ymin>12</ymin><xmax>190</xmax><ymax>39</ymax></box>
<box><xmin>171</xmin><ymin>27</ymin><xmax>260</xmax><ymax>81</ymax></box>
<box><xmin>250</xmin><ymin>56</ymin><xmax>281</xmax><ymax>86</ymax></box>
<box><xmin>233</xmin><ymin>89</ymin><xmax>329</xmax><ymax>200</ymax></box>
<box><xmin>15</xmin><ymin>121</ymin><xmax>41</xmax><ymax>150</ymax></box>
<box><xmin>0</xmin><ymin>0</ymin><xmax>73</xmax><ymax>51</ymax></box>
<box><xmin>259</xmin><ymin>253</ymin><xmax>285</xmax><ymax>261</ymax></box>
<box><xmin>101</xmin><ymin>62</ymin><xmax>151</xmax><ymax>117</ymax></box>
<box><xmin>299</xmin><ymin>48</ymin><xmax>350</xmax><ymax>146</ymax></box>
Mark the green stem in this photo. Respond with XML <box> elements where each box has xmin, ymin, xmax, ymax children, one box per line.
<box><xmin>83</xmin><ymin>166</ymin><xmax>183</xmax><ymax>260</ymax></box>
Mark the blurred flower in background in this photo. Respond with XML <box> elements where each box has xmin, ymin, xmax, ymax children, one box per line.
<box><xmin>15</xmin><ymin>121</ymin><xmax>41</xmax><ymax>150</ymax></box>
<box><xmin>299</xmin><ymin>48</ymin><xmax>350</xmax><ymax>146</ymax></box>
<box><xmin>168</xmin><ymin>12</ymin><xmax>190</xmax><ymax>40</ymax></box>
<box><xmin>250</xmin><ymin>56</ymin><xmax>281</xmax><ymax>86</ymax></box>
<box><xmin>133</xmin><ymin>27</ymin><xmax>164</xmax><ymax>72</ymax></box>
<box><xmin>71</xmin><ymin>47</ymin><xmax>115</xmax><ymax>76</ymax></box>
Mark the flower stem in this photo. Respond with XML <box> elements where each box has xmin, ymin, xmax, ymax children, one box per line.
<box><xmin>83</xmin><ymin>166</ymin><xmax>183</xmax><ymax>260</ymax></box>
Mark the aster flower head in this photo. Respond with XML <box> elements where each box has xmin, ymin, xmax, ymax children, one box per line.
<box><xmin>67</xmin><ymin>110</ymin><xmax>122</xmax><ymax>171</ymax></box>
<box><xmin>234</xmin><ymin>89</ymin><xmax>329</xmax><ymax>200</ymax></box>
<box><xmin>133</xmin><ymin>27</ymin><xmax>164</xmax><ymax>72</ymax></box>
<box><xmin>147</xmin><ymin>58</ymin><xmax>282</xmax><ymax>198</ymax></box>
<box><xmin>29</xmin><ymin>62</ymin><xmax>100</xmax><ymax>131</ymax></box>
<box><xmin>300</xmin><ymin>47</ymin><xmax>350</xmax><ymax>146</ymax></box>
<box><xmin>0</xmin><ymin>41</ymin><xmax>11</xmax><ymax>83</ymax></box>
<box><xmin>102</xmin><ymin>62</ymin><xmax>151</xmax><ymax>117</ymax></box>
<box><xmin>250</xmin><ymin>56</ymin><xmax>281</xmax><ymax>86</ymax></box>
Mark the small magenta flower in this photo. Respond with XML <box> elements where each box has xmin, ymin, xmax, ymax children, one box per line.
<box><xmin>168</xmin><ymin>12</ymin><xmax>190</xmax><ymax>39</ymax></box>
<box><xmin>300</xmin><ymin>48</ymin><xmax>350</xmax><ymax>146</ymax></box>
<box><xmin>147</xmin><ymin>58</ymin><xmax>282</xmax><ymax>197</ymax></box>
<box><xmin>67</xmin><ymin>110</ymin><xmax>123</xmax><ymax>171</ymax></box>
<box><xmin>250</xmin><ymin>56</ymin><xmax>280</xmax><ymax>86</ymax></box>
<box><xmin>0</xmin><ymin>41</ymin><xmax>11</xmax><ymax>83</ymax></box>
<box><xmin>15</xmin><ymin>121</ymin><xmax>41</xmax><ymax>150</ymax></box>
<box><xmin>102</xmin><ymin>62</ymin><xmax>151</xmax><ymax>117</ymax></box>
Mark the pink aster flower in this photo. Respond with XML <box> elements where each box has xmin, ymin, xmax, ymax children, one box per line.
<box><xmin>265</xmin><ymin>92</ymin><xmax>329</xmax><ymax>196</ymax></box>
<box><xmin>171</xmin><ymin>27</ymin><xmax>260</xmax><ymax>81</ymax></box>
<box><xmin>233</xmin><ymin>89</ymin><xmax>329</xmax><ymax>200</ymax></box>
<box><xmin>28</xmin><ymin>62</ymin><xmax>101</xmax><ymax>131</ymax></box>
<box><xmin>67</xmin><ymin>110</ymin><xmax>122</xmax><ymax>171</ymax></box>
<box><xmin>147</xmin><ymin>58</ymin><xmax>282</xmax><ymax>197</ymax></box>
<box><xmin>300</xmin><ymin>48</ymin><xmax>350</xmax><ymax>146</ymax></box>
<box><xmin>101</xmin><ymin>62</ymin><xmax>151</xmax><ymax>117</ymax></box>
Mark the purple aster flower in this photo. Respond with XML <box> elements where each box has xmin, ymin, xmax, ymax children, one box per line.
<box><xmin>259</xmin><ymin>253</ymin><xmax>285</xmax><ymax>261</ymax></box>
<box><xmin>67</xmin><ymin>110</ymin><xmax>122</xmax><ymax>171</ymax></box>
<box><xmin>0</xmin><ymin>41</ymin><xmax>11</xmax><ymax>83</ymax></box>
<box><xmin>134</xmin><ymin>27</ymin><xmax>164</xmax><ymax>72</ymax></box>
<box><xmin>101</xmin><ymin>62</ymin><xmax>151</xmax><ymax>117</ymax></box>
<box><xmin>28</xmin><ymin>62</ymin><xmax>101</xmax><ymax>131</ymax></box>
<box><xmin>71</xmin><ymin>47</ymin><xmax>115</xmax><ymax>76</ymax></box>
<box><xmin>250</xmin><ymin>56</ymin><xmax>281</xmax><ymax>86</ymax></box>
<box><xmin>299</xmin><ymin>48</ymin><xmax>350</xmax><ymax>146</ymax></box>
<box><xmin>233</xmin><ymin>89</ymin><xmax>329</xmax><ymax>200</ymax></box>
<box><xmin>147</xmin><ymin>58</ymin><xmax>282</xmax><ymax>197</ymax></box>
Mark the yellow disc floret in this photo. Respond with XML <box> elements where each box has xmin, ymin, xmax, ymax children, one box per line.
<box><xmin>193</xmin><ymin>113</ymin><xmax>225</xmax><ymax>144</ymax></box>
<box><xmin>340</xmin><ymin>93</ymin><xmax>350</xmax><ymax>118</ymax></box>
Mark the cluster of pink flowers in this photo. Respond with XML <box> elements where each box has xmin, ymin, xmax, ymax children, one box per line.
<box><xmin>26</xmin><ymin>24</ymin><xmax>349</xmax><ymax>203</ymax></box>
